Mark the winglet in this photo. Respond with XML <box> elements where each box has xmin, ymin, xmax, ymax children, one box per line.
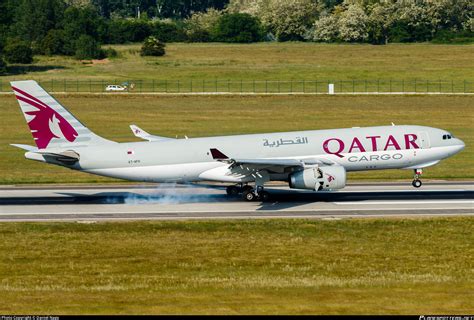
<box><xmin>210</xmin><ymin>148</ymin><xmax>228</xmax><ymax>160</ymax></box>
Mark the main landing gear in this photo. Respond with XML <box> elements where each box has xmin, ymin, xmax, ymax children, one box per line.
<box><xmin>226</xmin><ymin>184</ymin><xmax>270</xmax><ymax>202</ymax></box>
<box><xmin>412</xmin><ymin>169</ymin><xmax>423</xmax><ymax>188</ymax></box>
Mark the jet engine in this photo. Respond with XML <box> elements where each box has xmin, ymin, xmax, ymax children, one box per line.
<box><xmin>289</xmin><ymin>166</ymin><xmax>346</xmax><ymax>191</ymax></box>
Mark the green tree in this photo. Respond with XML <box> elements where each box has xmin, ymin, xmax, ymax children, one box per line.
<box><xmin>156</xmin><ymin>0</ymin><xmax>228</xmax><ymax>19</ymax></box>
<box><xmin>184</xmin><ymin>8</ymin><xmax>222</xmax><ymax>42</ymax></box>
<box><xmin>140</xmin><ymin>36</ymin><xmax>165</xmax><ymax>56</ymax></box>
<box><xmin>390</xmin><ymin>2</ymin><xmax>434</xmax><ymax>42</ymax></box>
<box><xmin>3</xmin><ymin>39</ymin><xmax>33</xmax><ymax>63</ymax></box>
<box><xmin>338</xmin><ymin>4</ymin><xmax>369</xmax><ymax>42</ymax></box>
<box><xmin>312</xmin><ymin>13</ymin><xmax>339</xmax><ymax>42</ymax></box>
<box><xmin>74</xmin><ymin>34</ymin><xmax>104</xmax><ymax>59</ymax></box>
<box><xmin>367</xmin><ymin>2</ymin><xmax>397</xmax><ymax>44</ymax></box>
<box><xmin>259</xmin><ymin>0</ymin><xmax>320</xmax><ymax>41</ymax></box>
<box><xmin>92</xmin><ymin>0</ymin><xmax>111</xmax><ymax>18</ymax></box>
<box><xmin>151</xmin><ymin>20</ymin><xmax>187</xmax><ymax>42</ymax></box>
<box><xmin>39</xmin><ymin>29</ymin><xmax>65</xmax><ymax>55</ymax></box>
<box><xmin>12</xmin><ymin>0</ymin><xmax>65</xmax><ymax>44</ymax></box>
<box><xmin>0</xmin><ymin>0</ymin><xmax>15</xmax><ymax>47</ymax></box>
<box><xmin>62</xmin><ymin>5</ymin><xmax>106</xmax><ymax>54</ymax></box>
<box><xmin>0</xmin><ymin>56</ymin><xmax>7</xmax><ymax>74</ymax></box>
<box><xmin>213</xmin><ymin>13</ymin><xmax>263</xmax><ymax>43</ymax></box>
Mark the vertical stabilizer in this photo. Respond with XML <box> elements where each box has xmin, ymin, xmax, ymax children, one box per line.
<box><xmin>11</xmin><ymin>80</ymin><xmax>114</xmax><ymax>149</ymax></box>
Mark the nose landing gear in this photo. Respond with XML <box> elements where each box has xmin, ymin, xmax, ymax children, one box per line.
<box><xmin>412</xmin><ymin>169</ymin><xmax>423</xmax><ymax>188</ymax></box>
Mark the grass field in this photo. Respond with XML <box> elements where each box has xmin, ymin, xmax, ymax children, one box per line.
<box><xmin>1</xmin><ymin>94</ymin><xmax>472</xmax><ymax>184</ymax></box>
<box><xmin>0</xmin><ymin>218</ymin><xmax>472</xmax><ymax>314</ymax></box>
<box><xmin>1</xmin><ymin>43</ymin><xmax>473</xmax><ymax>84</ymax></box>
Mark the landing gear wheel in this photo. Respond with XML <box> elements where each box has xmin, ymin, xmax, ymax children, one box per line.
<box><xmin>242</xmin><ymin>185</ymin><xmax>253</xmax><ymax>193</ymax></box>
<box><xmin>412</xmin><ymin>169</ymin><xmax>423</xmax><ymax>188</ymax></box>
<box><xmin>226</xmin><ymin>185</ymin><xmax>240</xmax><ymax>196</ymax></box>
<box><xmin>243</xmin><ymin>190</ymin><xmax>256</xmax><ymax>201</ymax></box>
<box><xmin>412</xmin><ymin>179</ymin><xmax>422</xmax><ymax>188</ymax></box>
<box><xmin>259</xmin><ymin>191</ymin><xmax>270</xmax><ymax>202</ymax></box>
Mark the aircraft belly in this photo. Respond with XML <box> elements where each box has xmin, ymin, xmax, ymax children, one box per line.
<box><xmin>198</xmin><ymin>165</ymin><xmax>254</xmax><ymax>183</ymax></box>
<box><xmin>86</xmin><ymin>162</ymin><xmax>223</xmax><ymax>182</ymax></box>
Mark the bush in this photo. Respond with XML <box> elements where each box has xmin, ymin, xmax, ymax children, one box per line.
<box><xmin>0</xmin><ymin>57</ymin><xmax>7</xmax><ymax>75</ymax></box>
<box><xmin>74</xmin><ymin>35</ymin><xmax>105</xmax><ymax>59</ymax></box>
<box><xmin>106</xmin><ymin>19</ymin><xmax>152</xmax><ymax>44</ymax></box>
<box><xmin>140</xmin><ymin>36</ymin><xmax>165</xmax><ymax>56</ymax></box>
<box><xmin>432</xmin><ymin>29</ymin><xmax>474</xmax><ymax>44</ymax></box>
<box><xmin>151</xmin><ymin>21</ymin><xmax>187</xmax><ymax>42</ymax></box>
<box><xmin>3</xmin><ymin>39</ymin><xmax>33</xmax><ymax>64</ymax></box>
<box><xmin>105</xmin><ymin>19</ymin><xmax>186</xmax><ymax>44</ymax></box>
<box><xmin>104</xmin><ymin>47</ymin><xmax>118</xmax><ymax>58</ymax></box>
<box><xmin>389</xmin><ymin>22</ymin><xmax>414</xmax><ymax>43</ymax></box>
<box><xmin>39</xmin><ymin>29</ymin><xmax>65</xmax><ymax>55</ymax></box>
<box><xmin>213</xmin><ymin>13</ymin><xmax>263</xmax><ymax>43</ymax></box>
<box><xmin>186</xmin><ymin>29</ymin><xmax>211</xmax><ymax>42</ymax></box>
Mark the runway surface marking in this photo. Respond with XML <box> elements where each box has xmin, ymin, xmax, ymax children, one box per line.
<box><xmin>334</xmin><ymin>200</ymin><xmax>473</xmax><ymax>205</ymax></box>
<box><xmin>0</xmin><ymin>182</ymin><xmax>472</xmax><ymax>221</ymax></box>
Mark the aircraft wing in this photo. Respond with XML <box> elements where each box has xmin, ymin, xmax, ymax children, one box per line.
<box><xmin>130</xmin><ymin>125</ymin><xmax>174</xmax><ymax>142</ymax></box>
<box><xmin>209</xmin><ymin>148</ymin><xmax>336</xmax><ymax>173</ymax></box>
<box><xmin>231</xmin><ymin>158</ymin><xmax>303</xmax><ymax>168</ymax></box>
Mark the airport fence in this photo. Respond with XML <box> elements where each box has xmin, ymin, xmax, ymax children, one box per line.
<box><xmin>1</xmin><ymin>79</ymin><xmax>473</xmax><ymax>94</ymax></box>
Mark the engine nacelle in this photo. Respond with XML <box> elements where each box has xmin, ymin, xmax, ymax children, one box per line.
<box><xmin>289</xmin><ymin>166</ymin><xmax>346</xmax><ymax>191</ymax></box>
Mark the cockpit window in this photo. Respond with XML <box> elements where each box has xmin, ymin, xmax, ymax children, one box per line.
<box><xmin>443</xmin><ymin>133</ymin><xmax>454</xmax><ymax>140</ymax></box>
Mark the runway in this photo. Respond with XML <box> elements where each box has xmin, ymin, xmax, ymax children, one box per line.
<box><xmin>0</xmin><ymin>182</ymin><xmax>472</xmax><ymax>221</ymax></box>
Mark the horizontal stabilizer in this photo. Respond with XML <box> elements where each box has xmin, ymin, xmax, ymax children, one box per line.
<box><xmin>10</xmin><ymin>144</ymin><xmax>38</xmax><ymax>152</ymax></box>
<box><xmin>27</xmin><ymin>149</ymin><xmax>80</xmax><ymax>164</ymax></box>
<box><xmin>130</xmin><ymin>124</ymin><xmax>174</xmax><ymax>142</ymax></box>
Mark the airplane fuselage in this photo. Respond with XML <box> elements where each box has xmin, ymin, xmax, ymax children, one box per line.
<box><xmin>12</xmin><ymin>80</ymin><xmax>466</xmax><ymax>199</ymax></box>
<box><xmin>36</xmin><ymin>125</ymin><xmax>464</xmax><ymax>183</ymax></box>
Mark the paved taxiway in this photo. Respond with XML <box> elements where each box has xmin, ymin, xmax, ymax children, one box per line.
<box><xmin>0</xmin><ymin>182</ymin><xmax>472</xmax><ymax>221</ymax></box>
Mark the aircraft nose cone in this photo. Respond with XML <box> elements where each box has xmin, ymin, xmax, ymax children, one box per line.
<box><xmin>455</xmin><ymin>139</ymin><xmax>465</xmax><ymax>152</ymax></box>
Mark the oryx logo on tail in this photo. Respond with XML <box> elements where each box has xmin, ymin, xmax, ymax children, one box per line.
<box><xmin>12</xmin><ymin>86</ymin><xmax>78</xmax><ymax>149</ymax></box>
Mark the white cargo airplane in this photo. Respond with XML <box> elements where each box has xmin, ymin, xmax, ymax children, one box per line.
<box><xmin>11</xmin><ymin>80</ymin><xmax>465</xmax><ymax>201</ymax></box>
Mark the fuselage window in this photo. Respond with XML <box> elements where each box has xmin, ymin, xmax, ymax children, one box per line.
<box><xmin>442</xmin><ymin>135</ymin><xmax>447</xmax><ymax>140</ymax></box>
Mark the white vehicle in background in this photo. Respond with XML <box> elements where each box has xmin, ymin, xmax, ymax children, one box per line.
<box><xmin>105</xmin><ymin>84</ymin><xmax>126</xmax><ymax>92</ymax></box>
